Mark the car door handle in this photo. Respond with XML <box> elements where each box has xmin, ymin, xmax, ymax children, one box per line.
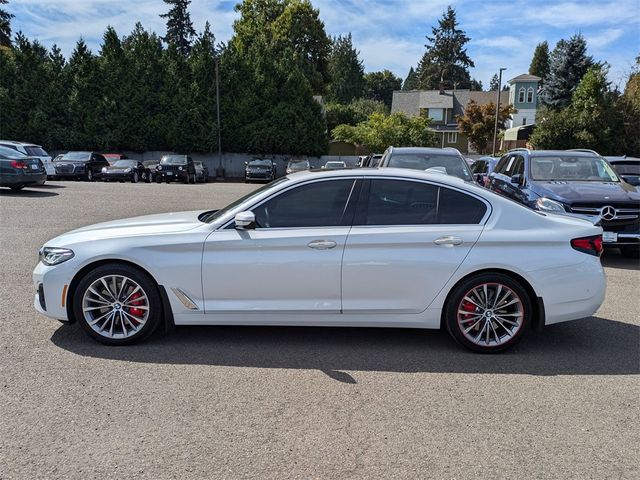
<box><xmin>434</xmin><ymin>236</ymin><xmax>463</xmax><ymax>246</ymax></box>
<box><xmin>307</xmin><ymin>240</ymin><xmax>337</xmax><ymax>250</ymax></box>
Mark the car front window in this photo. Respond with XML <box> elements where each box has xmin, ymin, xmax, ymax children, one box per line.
<box><xmin>530</xmin><ymin>155</ymin><xmax>619</xmax><ymax>181</ymax></box>
<box><xmin>387</xmin><ymin>154</ymin><xmax>472</xmax><ymax>181</ymax></box>
<box><xmin>160</xmin><ymin>155</ymin><xmax>187</xmax><ymax>165</ymax></box>
<box><xmin>60</xmin><ymin>152</ymin><xmax>90</xmax><ymax>162</ymax></box>
<box><xmin>112</xmin><ymin>160</ymin><xmax>136</xmax><ymax>167</ymax></box>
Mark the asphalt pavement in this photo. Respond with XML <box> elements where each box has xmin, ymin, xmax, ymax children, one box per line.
<box><xmin>1</xmin><ymin>181</ymin><xmax>638</xmax><ymax>479</ymax></box>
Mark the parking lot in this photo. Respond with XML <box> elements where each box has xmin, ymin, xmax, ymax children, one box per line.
<box><xmin>1</xmin><ymin>181</ymin><xmax>638</xmax><ymax>479</ymax></box>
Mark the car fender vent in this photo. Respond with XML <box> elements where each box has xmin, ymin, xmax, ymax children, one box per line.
<box><xmin>170</xmin><ymin>288</ymin><xmax>199</xmax><ymax>310</ymax></box>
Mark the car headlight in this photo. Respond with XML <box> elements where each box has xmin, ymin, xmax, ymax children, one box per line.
<box><xmin>535</xmin><ymin>197</ymin><xmax>566</xmax><ymax>213</ymax></box>
<box><xmin>178</xmin><ymin>166</ymin><xmax>183</xmax><ymax>171</ymax></box>
<box><xmin>157</xmin><ymin>165</ymin><xmax>162</xmax><ymax>170</ymax></box>
<box><xmin>101</xmin><ymin>167</ymin><xmax>107</xmax><ymax>172</ymax></box>
<box><xmin>124</xmin><ymin>168</ymin><xmax>131</xmax><ymax>173</ymax></box>
<box><xmin>39</xmin><ymin>247</ymin><xmax>74</xmax><ymax>266</ymax></box>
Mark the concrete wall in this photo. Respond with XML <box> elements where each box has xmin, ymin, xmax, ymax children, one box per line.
<box><xmin>52</xmin><ymin>151</ymin><xmax>360</xmax><ymax>178</ymax></box>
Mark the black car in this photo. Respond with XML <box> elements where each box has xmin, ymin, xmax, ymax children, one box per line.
<box><xmin>194</xmin><ymin>161</ymin><xmax>210</xmax><ymax>183</ymax></box>
<box><xmin>246</xmin><ymin>159</ymin><xmax>277</xmax><ymax>182</ymax></box>
<box><xmin>97</xmin><ymin>159</ymin><xmax>150</xmax><ymax>183</ymax></box>
<box><xmin>378</xmin><ymin>146</ymin><xmax>474</xmax><ymax>181</ymax></box>
<box><xmin>0</xmin><ymin>145</ymin><xmax>46</xmax><ymax>191</ymax></box>
<box><xmin>605</xmin><ymin>156</ymin><xmax>640</xmax><ymax>187</ymax></box>
<box><xmin>156</xmin><ymin>155</ymin><xmax>197</xmax><ymax>184</ymax></box>
<box><xmin>53</xmin><ymin>151</ymin><xmax>110</xmax><ymax>181</ymax></box>
<box><xmin>488</xmin><ymin>149</ymin><xmax>640</xmax><ymax>258</ymax></box>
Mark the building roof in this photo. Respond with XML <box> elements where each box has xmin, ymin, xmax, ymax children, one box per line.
<box><xmin>507</xmin><ymin>74</ymin><xmax>541</xmax><ymax>84</ymax></box>
<box><xmin>469</xmin><ymin>91</ymin><xmax>510</xmax><ymax>106</ymax></box>
<box><xmin>418</xmin><ymin>90</ymin><xmax>454</xmax><ymax>109</ymax></box>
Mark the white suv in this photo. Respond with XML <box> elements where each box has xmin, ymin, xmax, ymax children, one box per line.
<box><xmin>0</xmin><ymin>140</ymin><xmax>54</xmax><ymax>177</ymax></box>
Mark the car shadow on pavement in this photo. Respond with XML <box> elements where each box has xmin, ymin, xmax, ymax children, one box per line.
<box><xmin>51</xmin><ymin>316</ymin><xmax>639</xmax><ymax>381</ymax></box>
<box><xmin>0</xmin><ymin>188</ymin><xmax>59</xmax><ymax>197</ymax></box>
<box><xmin>36</xmin><ymin>183</ymin><xmax>66</xmax><ymax>189</ymax></box>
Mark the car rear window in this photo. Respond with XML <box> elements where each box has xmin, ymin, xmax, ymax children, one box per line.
<box><xmin>387</xmin><ymin>154</ymin><xmax>472</xmax><ymax>181</ymax></box>
<box><xmin>24</xmin><ymin>146</ymin><xmax>49</xmax><ymax>156</ymax></box>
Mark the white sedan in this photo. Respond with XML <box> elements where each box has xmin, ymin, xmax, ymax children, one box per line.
<box><xmin>33</xmin><ymin>169</ymin><xmax>606</xmax><ymax>353</ymax></box>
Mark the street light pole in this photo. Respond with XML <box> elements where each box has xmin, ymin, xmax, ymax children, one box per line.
<box><xmin>492</xmin><ymin>67</ymin><xmax>506</xmax><ymax>156</ymax></box>
<box><xmin>215</xmin><ymin>56</ymin><xmax>224</xmax><ymax>180</ymax></box>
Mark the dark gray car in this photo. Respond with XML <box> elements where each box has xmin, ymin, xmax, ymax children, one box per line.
<box><xmin>0</xmin><ymin>145</ymin><xmax>46</xmax><ymax>191</ymax></box>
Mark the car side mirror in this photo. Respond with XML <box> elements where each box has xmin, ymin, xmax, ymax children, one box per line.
<box><xmin>234</xmin><ymin>211</ymin><xmax>255</xmax><ymax>230</ymax></box>
<box><xmin>511</xmin><ymin>174</ymin><xmax>524</xmax><ymax>187</ymax></box>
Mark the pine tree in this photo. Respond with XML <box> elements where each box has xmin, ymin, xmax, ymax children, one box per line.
<box><xmin>416</xmin><ymin>6</ymin><xmax>474</xmax><ymax>90</ymax></box>
<box><xmin>529</xmin><ymin>41</ymin><xmax>550</xmax><ymax>84</ymax></box>
<box><xmin>489</xmin><ymin>74</ymin><xmax>500</xmax><ymax>91</ymax></box>
<box><xmin>363</xmin><ymin>70</ymin><xmax>402</xmax><ymax>107</ymax></box>
<box><xmin>0</xmin><ymin>0</ymin><xmax>13</xmax><ymax>47</ymax></box>
<box><xmin>42</xmin><ymin>44</ymin><xmax>70</xmax><ymax>149</ymax></box>
<box><xmin>543</xmin><ymin>34</ymin><xmax>593</xmax><ymax>109</ymax></box>
<box><xmin>402</xmin><ymin>67</ymin><xmax>419</xmax><ymax>90</ymax></box>
<box><xmin>99</xmin><ymin>27</ymin><xmax>129</xmax><ymax>150</ymax></box>
<box><xmin>327</xmin><ymin>33</ymin><xmax>364</xmax><ymax>103</ymax></box>
<box><xmin>160</xmin><ymin>0</ymin><xmax>196</xmax><ymax>55</ymax></box>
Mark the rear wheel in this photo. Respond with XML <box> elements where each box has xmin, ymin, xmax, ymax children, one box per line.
<box><xmin>10</xmin><ymin>185</ymin><xmax>24</xmax><ymax>191</ymax></box>
<box><xmin>73</xmin><ymin>264</ymin><xmax>161</xmax><ymax>345</ymax></box>
<box><xmin>445</xmin><ymin>273</ymin><xmax>531</xmax><ymax>353</ymax></box>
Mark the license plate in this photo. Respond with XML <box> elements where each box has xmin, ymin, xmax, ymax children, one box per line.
<box><xmin>30</xmin><ymin>164</ymin><xmax>39</xmax><ymax>170</ymax></box>
<box><xmin>166</xmin><ymin>172</ymin><xmax>173</xmax><ymax>175</ymax></box>
<box><xmin>603</xmin><ymin>231</ymin><xmax>618</xmax><ymax>243</ymax></box>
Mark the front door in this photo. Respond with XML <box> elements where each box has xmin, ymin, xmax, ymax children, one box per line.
<box><xmin>201</xmin><ymin>178</ymin><xmax>359</xmax><ymax>313</ymax></box>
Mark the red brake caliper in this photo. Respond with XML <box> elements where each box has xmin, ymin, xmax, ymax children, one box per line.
<box><xmin>127</xmin><ymin>292</ymin><xmax>144</xmax><ymax>319</ymax></box>
<box><xmin>460</xmin><ymin>300</ymin><xmax>477</xmax><ymax>323</ymax></box>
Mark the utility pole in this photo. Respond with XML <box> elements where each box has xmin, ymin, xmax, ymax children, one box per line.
<box><xmin>215</xmin><ymin>56</ymin><xmax>224</xmax><ymax>180</ymax></box>
<box><xmin>492</xmin><ymin>67</ymin><xmax>506</xmax><ymax>156</ymax></box>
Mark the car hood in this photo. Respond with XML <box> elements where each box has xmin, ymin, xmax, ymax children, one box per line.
<box><xmin>55</xmin><ymin>161</ymin><xmax>86</xmax><ymax>166</ymax></box>
<box><xmin>531</xmin><ymin>181</ymin><xmax>640</xmax><ymax>204</ymax></box>
<box><xmin>46</xmin><ymin>210</ymin><xmax>206</xmax><ymax>246</ymax></box>
<box><xmin>105</xmin><ymin>166</ymin><xmax>131</xmax><ymax>172</ymax></box>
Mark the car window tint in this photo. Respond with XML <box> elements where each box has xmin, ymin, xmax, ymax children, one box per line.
<box><xmin>253</xmin><ymin>179</ymin><xmax>355</xmax><ymax>228</ymax></box>
<box><xmin>493</xmin><ymin>155</ymin><xmax>510</xmax><ymax>174</ymax></box>
<box><xmin>361</xmin><ymin>180</ymin><xmax>486</xmax><ymax>225</ymax></box>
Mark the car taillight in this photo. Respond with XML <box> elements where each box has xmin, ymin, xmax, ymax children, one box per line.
<box><xmin>571</xmin><ymin>235</ymin><xmax>603</xmax><ymax>257</ymax></box>
<box><xmin>10</xmin><ymin>160</ymin><xmax>28</xmax><ymax>169</ymax></box>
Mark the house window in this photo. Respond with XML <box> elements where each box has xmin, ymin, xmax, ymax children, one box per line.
<box><xmin>527</xmin><ymin>87</ymin><xmax>534</xmax><ymax>103</ymax></box>
<box><xmin>447</xmin><ymin>132</ymin><xmax>457</xmax><ymax>143</ymax></box>
<box><xmin>522</xmin><ymin>118</ymin><xmax>527</xmax><ymax>126</ymax></box>
<box><xmin>429</xmin><ymin>108</ymin><xmax>444</xmax><ymax>121</ymax></box>
<box><xmin>518</xmin><ymin>87</ymin><xmax>526</xmax><ymax>103</ymax></box>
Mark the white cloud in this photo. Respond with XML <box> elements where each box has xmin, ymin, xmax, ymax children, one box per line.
<box><xmin>587</xmin><ymin>28</ymin><xmax>625</xmax><ymax>49</ymax></box>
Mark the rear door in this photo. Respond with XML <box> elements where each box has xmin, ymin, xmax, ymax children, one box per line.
<box><xmin>341</xmin><ymin>178</ymin><xmax>489</xmax><ymax>313</ymax></box>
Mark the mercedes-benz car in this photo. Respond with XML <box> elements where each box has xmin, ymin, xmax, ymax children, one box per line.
<box><xmin>0</xmin><ymin>145</ymin><xmax>46</xmax><ymax>191</ymax></box>
<box><xmin>488</xmin><ymin>149</ymin><xmax>640</xmax><ymax>258</ymax></box>
<box><xmin>34</xmin><ymin>169</ymin><xmax>605</xmax><ymax>353</ymax></box>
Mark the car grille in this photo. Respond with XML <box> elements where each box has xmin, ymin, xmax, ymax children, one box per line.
<box><xmin>569</xmin><ymin>202</ymin><xmax>640</xmax><ymax>230</ymax></box>
<box><xmin>160</xmin><ymin>165</ymin><xmax>185</xmax><ymax>173</ymax></box>
<box><xmin>54</xmin><ymin>163</ymin><xmax>76</xmax><ymax>173</ymax></box>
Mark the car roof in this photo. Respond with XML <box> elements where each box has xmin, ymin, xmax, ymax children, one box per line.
<box><xmin>388</xmin><ymin>147</ymin><xmax>462</xmax><ymax>156</ymax></box>
<box><xmin>525</xmin><ymin>150</ymin><xmax>601</xmax><ymax>158</ymax></box>
<box><xmin>0</xmin><ymin>140</ymin><xmax>42</xmax><ymax>147</ymax></box>
<box><xmin>288</xmin><ymin>166</ymin><xmax>474</xmax><ymax>186</ymax></box>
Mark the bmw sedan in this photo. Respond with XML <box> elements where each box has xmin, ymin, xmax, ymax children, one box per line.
<box><xmin>33</xmin><ymin>169</ymin><xmax>606</xmax><ymax>353</ymax></box>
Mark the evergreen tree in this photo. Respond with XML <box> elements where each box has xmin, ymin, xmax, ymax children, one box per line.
<box><xmin>402</xmin><ymin>66</ymin><xmax>419</xmax><ymax>90</ymax></box>
<box><xmin>469</xmin><ymin>78</ymin><xmax>482</xmax><ymax>91</ymax></box>
<box><xmin>162</xmin><ymin>43</ymin><xmax>193</xmax><ymax>151</ymax></box>
<box><xmin>543</xmin><ymin>34</ymin><xmax>593</xmax><ymax>108</ymax></box>
<box><xmin>327</xmin><ymin>33</ymin><xmax>364</xmax><ymax>103</ymax></box>
<box><xmin>0</xmin><ymin>0</ymin><xmax>13</xmax><ymax>47</ymax></box>
<box><xmin>160</xmin><ymin>0</ymin><xmax>196</xmax><ymax>55</ymax></box>
<box><xmin>42</xmin><ymin>44</ymin><xmax>70</xmax><ymax>149</ymax></box>
<box><xmin>0</xmin><ymin>40</ymin><xmax>15</xmax><ymax>137</ymax></box>
<box><xmin>529</xmin><ymin>41</ymin><xmax>550</xmax><ymax>84</ymax></box>
<box><xmin>188</xmin><ymin>21</ymin><xmax>218</xmax><ymax>152</ymax></box>
<box><xmin>363</xmin><ymin>69</ymin><xmax>402</xmax><ymax>107</ymax></box>
<box><xmin>416</xmin><ymin>6</ymin><xmax>474</xmax><ymax>90</ymax></box>
<box><xmin>99</xmin><ymin>26</ymin><xmax>129</xmax><ymax>150</ymax></box>
<box><xmin>489</xmin><ymin>73</ymin><xmax>500</xmax><ymax>91</ymax></box>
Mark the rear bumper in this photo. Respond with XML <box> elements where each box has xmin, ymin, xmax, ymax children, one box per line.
<box><xmin>1</xmin><ymin>172</ymin><xmax>47</xmax><ymax>187</ymax></box>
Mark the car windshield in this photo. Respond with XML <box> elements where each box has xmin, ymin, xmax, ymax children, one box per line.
<box><xmin>325</xmin><ymin>162</ymin><xmax>345</xmax><ymax>168</ymax></box>
<box><xmin>249</xmin><ymin>160</ymin><xmax>272</xmax><ymax>166</ymax></box>
<box><xmin>387</xmin><ymin>154</ymin><xmax>472</xmax><ymax>181</ymax></box>
<box><xmin>59</xmin><ymin>152</ymin><xmax>90</xmax><ymax>162</ymax></box>
<box><xmin>289</xmin><ymin>161</ymin><xmax>309</xmax><ymax>170</ymax></box>
<box><xmin>202</xmin><ymin>177</ymin><xmax>290</xmax><ymax>223</ymax></box>
<box><xmin>112</xmin><ymin>160</ymin><xmax>137</xmax><ymax>167</ymax></box>
<box><xmin>143</xmin><ymin>160</ymin><xmax>158</xmax><ymax>166</ymax></box>
<box><xmin>530</xmin><ymin>155</ymin><xmax>619</xmax><ymax>181</ymax></box>
<box><xmin>0</xmin><ymin>145</ymin><xmax>26</xmax><ymax>157</ymax></box>
<box><xmin>160</xmin><ymin>155</ymin><xmax>186</xmax><ymax>165</ymax></box>
<box><xmin>24</xmin><ymin>146</ymin><xmax>48</xmax><ymax>156</ymax></box>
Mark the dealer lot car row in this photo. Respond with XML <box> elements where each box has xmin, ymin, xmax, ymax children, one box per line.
<box><xmin>34</xmin><ymin>168</ymin><xmax>607</xmax><ymax>353</ymax></box>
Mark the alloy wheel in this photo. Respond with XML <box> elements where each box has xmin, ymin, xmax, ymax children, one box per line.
<box><xmin>81</xmin><ymin>275</ymin><xmax>149</xmax><ymax>339</ymax></box>
<box><xmin>456</xmin><ymin>283</ymin><xmax>524</xmax><ymax>347</ymax></box>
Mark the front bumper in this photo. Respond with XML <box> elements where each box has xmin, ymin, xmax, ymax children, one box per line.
<box><xmin>245</xmin><ymin>171</ymin><xmax>274</xmax><ymax>181</ymax></box>
<box><xmin>33</xmin><ymin>260</ymin><xmax>76</xmax><ymax>321</ymax></box>
<box><xmin>96</xmin><ymin>172</ymin><xmax>132</xmax><ymax>181</ymax></box>
<box><xmin>157</xmin><ymin>171</ymin><xmax>188</xmax><ymax>181</ymax></box>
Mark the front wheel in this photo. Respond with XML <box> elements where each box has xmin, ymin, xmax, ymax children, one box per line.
<box><xmin>131</xmin><ymin>171</ymin><xmax>139</xmax><ymax>183</ymax></box>
<box><xmin>86</xmin><ymin>170</ymin><xmax>94</xmax><ymax>182</ymax></box>
<box><xmin>445</xmin><ymin>273</ymin><xmax>531</xmax><ymax>353</ymax></box>
<box><xmin>73</xmin><ymin>264</ymin><xmax>162</xmax><ymax>345</ymax></box>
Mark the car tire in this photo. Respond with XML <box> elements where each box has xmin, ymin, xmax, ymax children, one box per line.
<box><xmin>73</xmin><ymin>263</ymin><xmax>162</xmax><ymax>345</ymax></box>
<box><xmin>86</xmin><ymin>170</ymin><xmax>94</xmax><ymax>182</ymax></box>
<box><xmin>620</xmin><ymin>247</ymin><xmax>639</xmax><ymax>259</ymax></box>
<box><xmin>144</xmin><ymin>173</ymin><xmax>151</xmax><ymax>183</ymax></box>
<box><xmin>9</xmin><ymin>185</ymin><xmax>24</xmax><ymax>191</ymax></box>
<box><xmin>132</xmin><ymin>172</ymin><xmax>139</xmax><ymax>183</ymax></box>
<box><xmin>444</xmin><ymin>273</ymin><xmax>531</xmax><ymax>353</ymax></box>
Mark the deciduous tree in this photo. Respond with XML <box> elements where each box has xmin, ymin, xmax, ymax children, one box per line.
<box><xmin>363</xmin><ymin>69</ymin><xmax>402</xmax><ymax>107</ymax></box>
<box><xmin>456</xmin><ymin>100</ymin><xmax>515</xmax><ymax>154</ymax></box>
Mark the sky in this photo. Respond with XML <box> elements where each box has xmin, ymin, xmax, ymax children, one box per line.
<box><xmin>8</xmin><ymin>0</ymin><xmax>640</xmax><ymax>89</ymax></box>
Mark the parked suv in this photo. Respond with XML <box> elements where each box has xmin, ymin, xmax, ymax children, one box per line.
<box><xmin>53</xmin><ymin>151</ymin><xmax>110</xmax><ymax>181</ymax></box>
<box><xmin>156</xmin><ymin>155</ymin><xmax>196</xmax><ymax>183</ymax></box>
<box><xmin>488</xmin><ymin>149</ymin><xmax>640</xmax><ymax>257</ymax></box>
<box><xmin>378</xmin><ymin>147</ymin><xmax>474</xmax><ymax>182</ymax></box>
<box><xmin>0</xmin><ymin>140</ymin><xmax>54</xmax><ymax>178</ymax></box>
<box><xmin>246</xmin><ymin>159</ymin><xmax>276</xmax><ymax>182</ymax></box>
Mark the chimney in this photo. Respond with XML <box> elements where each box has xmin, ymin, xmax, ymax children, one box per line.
<box><xmin>439</xmin><ymin>82</ymin><xmax>445</xmax><ymax>95</ymax></box>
